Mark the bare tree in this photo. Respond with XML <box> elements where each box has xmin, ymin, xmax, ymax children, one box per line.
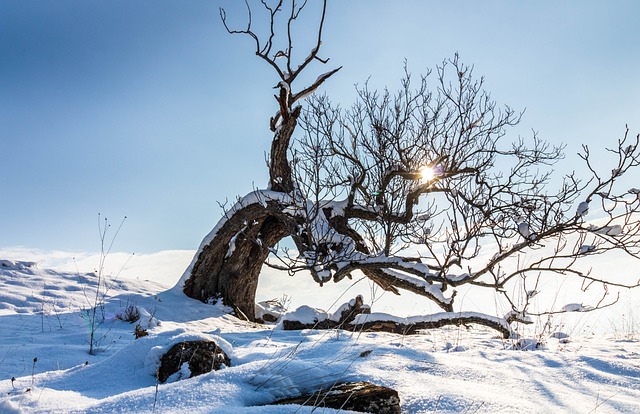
<box><xmin>181</xmin><ymin>0</ymin><xmax>640</xmax><ymax>336</ymax></box>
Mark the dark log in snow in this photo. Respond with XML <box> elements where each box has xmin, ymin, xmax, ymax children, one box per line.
<box><xmin>350</xmin><ymin>313</ymin><xmax>513</xmax><ymax>339</ymax></box>
<box><xmin>281</xmin><ymin>307</ymin><xmax>514</xmax><ymax>339</ymax></box>
<box><xmin>272</xmin><ymin>381</ymin><xmax>401</xmax><ymax>414</ymax></box>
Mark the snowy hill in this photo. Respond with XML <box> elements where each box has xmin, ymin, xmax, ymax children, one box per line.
<box><xmin>0</xmin><ymin>255</ymin><xmax>639</xmax><ymax>413</ymax></box>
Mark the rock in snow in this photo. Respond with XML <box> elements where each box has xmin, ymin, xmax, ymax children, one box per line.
<box><xmin>157</xmin><ymin>340</ymin><xmax>231</xmax><ymax>383</ymax></box>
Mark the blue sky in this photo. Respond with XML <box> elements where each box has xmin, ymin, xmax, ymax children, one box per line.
<box><xmin>1</xmin><ymin>1</ymin><xmax>639</xmax><ymax>254</ymax></box>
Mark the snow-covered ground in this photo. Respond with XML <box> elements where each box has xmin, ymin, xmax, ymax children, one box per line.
<box><xmin>0</xmin><ymin>251</ymin><xmax>639</xmax><ymax>413</ymax></box>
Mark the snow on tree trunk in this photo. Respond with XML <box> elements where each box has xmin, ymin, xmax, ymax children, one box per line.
<box><xmin>183</xmin><ymin>203</ymin><xmax>290</xmax><ymax>321</ymax></box>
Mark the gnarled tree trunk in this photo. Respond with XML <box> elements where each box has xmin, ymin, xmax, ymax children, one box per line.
<box><xmin>183</xmin><ymin>202</ymin><xmax>291</xmax><ymax>321</ymax></box>
<box><xmin>182</xmin><ymin>0</ymin><xmax>338</xmax><ymax>321</ymax></box>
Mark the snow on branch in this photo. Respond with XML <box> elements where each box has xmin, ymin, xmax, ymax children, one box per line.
<box><xmin>350</xmin><ymin>311</ymin><xmax>514</xmax><ymax>339</ymax></box>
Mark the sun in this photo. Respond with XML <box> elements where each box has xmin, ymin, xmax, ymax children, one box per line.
<box><xmin>419</xmin><ymin>165</ymin><xmax>435</xmax><ymax>182</ymax></box>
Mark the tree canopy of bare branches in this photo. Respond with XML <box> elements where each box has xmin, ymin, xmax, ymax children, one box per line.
<box><xmin>180</xmin><ymin>0</ymin><xmax>640</xmax><ymax>337</ymax></box>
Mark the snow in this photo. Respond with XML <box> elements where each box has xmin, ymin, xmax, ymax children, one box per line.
<box><xmin>254</xmin><ymin>300</ymin><xmax>287</xmax><ymax>322</ymax></box>
<box><xmin>174</xmin><ymin>190</ymin><xmax>294</xmax><ymax>290</ymax></box>
<box><xmin>292</xmin><ymin>88</ymin><xmax>316</xmax><ymax>103</ymax></box>
<box><xmin>166</xmin><ymin>362</ymin><xmax>191</xmax><ymax>384</ymax></box>
<box><xmin>381</xmin><ymin>268</ymin><xmax>451</xmax><ymax>305</ymax></box>
<box><xmin>576</xmin><ymin>200</ymin><xmax>590</xmax><ymax>217</ymax></box>
<box><xmin>328</xmin><ymin>297</ymin><xmax>359</xmax><ymax>322</ymax></box>
<box><xmin>0</xmin><ymin>253</ymin><xmax>639</xmax><ymax>413</ymax></box>
<box><xmin>518</xmin><ymin>221</ymin><xmax>531</xmax><ymax>239</ymax></box>
<box><xmin>561</xmin><ymin>303</ymin><xmax>594</xmax><ymax>312</ymax></box>
<box><xmin>277</xmin><ymin>80</ymin><xmax>291</xmax><ymax>95</ymax></box>
<box><xmin>579</xmin><ymin>245</ymin><xmax>596</xmax><ymax>254</ymax></box>
<box><xmin>504</xmin><ymin>309</ymin><xmax>534</xmax><ymax>324</ymax></box>
<box><xmin>280</xmin><ymin>305</ymin><xmax>329</xmax><ymax>325</ymax></box>
<box><xmin>225</xmin><ymin>229</ymin><xmax>243</xmax><ymax>259</ymax></box>
<box><xmin>595</xmin><ymin>224</ymin><xmax>623</xmax><ymax>236</ymax></box>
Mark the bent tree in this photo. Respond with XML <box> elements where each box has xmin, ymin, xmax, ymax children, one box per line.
<box><xmin>180</xmin><ymin>0</ymin><xmax>640</xmax><ymax>337</ymax></box>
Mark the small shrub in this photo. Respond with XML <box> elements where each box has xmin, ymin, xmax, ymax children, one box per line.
<box><xmin>119</xmin><ymin>303</ymin><xmax>141</xmax><ymax>324</ymax></box>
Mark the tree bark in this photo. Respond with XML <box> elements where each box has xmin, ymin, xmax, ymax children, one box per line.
<box><xmin>283</xmin><ymin>313</ymin><xmax>513</xmax><ymax>339</ymax></box>
<box><xmin>183</xmin><ymin>79</ymin><xmax>303</xmax><ymax>322</ymax></box>
<box><xmin>269</xmin><ymin>99</ymin><xmax>300</xmax><ymax>192</ymax></box>
<box><xmin>183</xmin><ymin>202</ymin><xmax>291</xmax><ymax>321</ymax></box>
<box><xmin>351</xmin><ymin>314</ymin><xmax>512</xmax><ymax>338</ymax></box>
